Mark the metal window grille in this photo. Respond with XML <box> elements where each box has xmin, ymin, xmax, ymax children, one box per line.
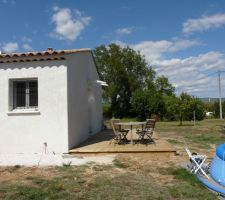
<box><xmin>13</xmin><ymin>79</ymin><xmax>38</xmax><ymax>109</ymax></box>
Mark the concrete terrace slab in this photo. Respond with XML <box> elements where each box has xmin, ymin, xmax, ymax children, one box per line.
<box><xmin>69</xmin><ymin>129</ymin><xmax>176</xmax><ymax>154</ymax></box>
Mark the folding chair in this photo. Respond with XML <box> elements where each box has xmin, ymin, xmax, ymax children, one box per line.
<box><xmin>136</xmin><ymin>119</ymin><xmax>156</xmax><ymax>143</ymax></box>
<box><xmin>184</xmin><ymin>144</ymin><xmax>210</xmax><ymax>179</ymax></box>
<box><xmin>110</xmin><ymin>119</ymin><xmax>129</xmax><ymax>144</ymax></box>
<box><xmin>145</xmin><ymin>119</ymin><xmax>156</xmax><ymax>142</ymax></box>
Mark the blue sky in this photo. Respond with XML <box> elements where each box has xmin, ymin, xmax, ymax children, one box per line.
<box><xmin>1</xmin><ymin>0</ymin><xmax>225</xmax><ymax>97</ymax></box>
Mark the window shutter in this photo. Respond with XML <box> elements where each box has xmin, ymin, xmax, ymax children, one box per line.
<box><xmin>8</xmin><ymin>80</ymin><xmax>14</xmax><ymax>111</ymax></box>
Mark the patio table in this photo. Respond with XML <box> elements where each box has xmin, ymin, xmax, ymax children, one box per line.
<box><xmin>114</xmin><ymin>121</ymin><xmax>146</xmax><ymax>144</ymax></box>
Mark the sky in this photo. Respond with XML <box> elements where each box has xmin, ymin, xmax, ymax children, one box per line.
<box><xmin>1</xmin><ymin>0</ymin><xmax>225</xmax><ymax>97</ymax></box>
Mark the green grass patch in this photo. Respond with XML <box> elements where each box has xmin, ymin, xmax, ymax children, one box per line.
<box><xmin>158</xmin><ymin>167</ymin><xmax>217</xmax><ymax>200</ymax></box>
<box><xmin>113</xmin><ymin>159</ymin><xmax>128</xmax><ymax>168</ymax></box>
<box><xmin>156</xmin><ymin>119</ymin><xmax>225</xmax><ymax>149</ymax></box>
<box><xmin>169</xmin><ymin>168</ymin><xmax>199</xmax><ymax>183</ymax></box>
<box><xmin>167</xmin><ymin>139</ymin><xmax>183</xmax><ymax>145</ymax></box>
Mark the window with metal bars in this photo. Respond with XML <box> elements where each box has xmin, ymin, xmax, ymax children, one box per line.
<box><xmin>13</xmin><ymin>79</ymin><xmax>38</xmax><ymax>109</ymax></box>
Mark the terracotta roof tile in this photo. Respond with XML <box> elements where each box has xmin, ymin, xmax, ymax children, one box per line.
<box><xmin>0</xmin><ymin>48</ymin><xmax>91</xmax><ymax>63</ymax></box>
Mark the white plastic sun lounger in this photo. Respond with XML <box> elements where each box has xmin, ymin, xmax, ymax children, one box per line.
<box><xmin>184</xmin><ymin>144</ymin><xmax>210</xmax><ymax>179</ymax></box>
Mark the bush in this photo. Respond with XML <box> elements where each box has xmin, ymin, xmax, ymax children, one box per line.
<box><xmin>103</xmin><ymin>103</ymin><xmax>111</xmax><ymax>118</ymax></box>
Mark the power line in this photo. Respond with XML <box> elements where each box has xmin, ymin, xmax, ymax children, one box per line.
<box><xmin>194</xmin><ymin>70</ymin><xmax>225</xmax><ymax>82</ymax></box>
<box><xmin>195</xmin><ymin>71</ymin><xmax>217</xmax><ymax>82</ymax></box>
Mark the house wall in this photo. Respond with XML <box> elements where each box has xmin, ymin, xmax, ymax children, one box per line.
<box><xmin>0</xmin><ymin>60</ymin><xmax>68</xmax><ymax>154</ymax></box>
<box><xmin>66</xmin><ymin>52</ymin><xmax>103</xmax><ymax>149</ymax></box>
<box><xmin>86</xmin><ymin>54</ymin><xmax>103</xmax><ymax>135</ymax></box>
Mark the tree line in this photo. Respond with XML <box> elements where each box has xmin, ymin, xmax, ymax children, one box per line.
<box><xmin>205</xmin><ymin>101</ymin><xmax>225</xmax><ymax>118</ymax></box>
<box><xmin>93</xmin><ymin>43</ymin><xmax>205</xmax><ymax>124</ymax></box>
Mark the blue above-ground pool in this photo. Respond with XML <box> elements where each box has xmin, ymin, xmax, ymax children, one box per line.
<box><xmin>210</xmin><ymin>143</ymin><xmax>225</xmax><ymax>187</ymax></box>
<box><xmin>193</xmin><ymin>143</ymin><xmax>225</xmax><ymax>196</ymax></box>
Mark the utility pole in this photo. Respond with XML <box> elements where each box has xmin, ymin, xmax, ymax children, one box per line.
<box><xmin>218</xmin><ymin>70</ymin><xmax>223</xmax><ymax>119</ymax></box>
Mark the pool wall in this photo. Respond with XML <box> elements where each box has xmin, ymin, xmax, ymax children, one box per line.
<box><xmin>211</xmin><ymin>144</ymin><xmax>225</xmax><ymax>187</ymax></box>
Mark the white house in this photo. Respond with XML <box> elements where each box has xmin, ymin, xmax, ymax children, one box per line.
<box><xmin>0</xmin><ymin>48</ymin><xmax>103</xmax><ymax>154</ymax></box>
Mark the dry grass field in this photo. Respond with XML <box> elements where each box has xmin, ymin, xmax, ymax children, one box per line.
<box><xmin>1</xmin><ymin>119</ymin><xmax>225</xmax><ymax>200</ymax></box>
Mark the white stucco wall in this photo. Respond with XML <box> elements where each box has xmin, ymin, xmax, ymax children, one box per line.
<box><xmin>86</xmin><ymin>54</ymin><xmax>103</xmax><ymax>135</ymax></box>
<box><xmin>0</xmin><ymin>60</ymin><xmax>68</xmax><ymax>154</ymax></box>
<box><xmin>0</xmin><ymin>51</ymin><xmax>103</xmax><ymax>154</ymax></box>
<box><xmin>66</xmin><ymin>52</ymin><xmax>103</xmax><ymax>149</ymax></box>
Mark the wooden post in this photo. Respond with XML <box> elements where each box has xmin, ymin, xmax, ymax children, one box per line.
<box><xmin>193</xmin><ymin>110</ymin><xmax>196</xmax><ymax>126</ymax></box>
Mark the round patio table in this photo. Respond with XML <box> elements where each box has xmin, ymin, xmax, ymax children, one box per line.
<box><xmin>114</xmin><ymin>121</ymin><xmax>146</xmax><ymax>144</ymax></box>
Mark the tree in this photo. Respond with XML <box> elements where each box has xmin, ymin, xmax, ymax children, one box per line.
<box><xmin>186</xmin><ymin>97</ymin><xmax>205</xmax><ymax>121</ymax></box>
<box><xmin>179</xmin><ymin>93</ymin><xmax>192</xmax><ymax>124</ymax></box>
<box><xmin>214</xmin><ymin>102</ymin><xmax>219</xmax><ymax>118</ymax></box>
<box><xmin>204</xmin><ymin>102</ymin><xmax>214</xmax><ymax>112</ymax></box>
<box><xmin>164</xmin><ymin>95</ymin><xmax>180</xmax><ymax>121</ymax></box>
<box><xmin>131</xmin><ymin>89</ymin><xmax>165</xmax><ymax>120</ymax></box>
<box><xmin>164</xmin><ymin>93</ymin><xmax>205</xmax><ymax>124</ymax></box>
<box><xmin>130</xmin><ymin>90</ymin><xmax>150</xmax><ymax>120</ymax></box>
<box><xmin>214</xmin><ymin>101</ymin><xmax>225</xmax><ymax>118</ymax></box>
<box><xmin>178</xmin><ymin>93</ymin><xmax>205</xmax><ymax>125</ymax></box>
<box><xmin>222</xmin><ymin>101</ymin><xmax>225</xmax><ymax>118</ymax></box>
<box><xmin>93</xmin><ymin>43</ymin><xmax>155</xmax><ymax>117</ymax></box>
<box><xmin>155</xmin><ymin>75</ymin><xmax>175</xmax><ymax>96</ymax></box>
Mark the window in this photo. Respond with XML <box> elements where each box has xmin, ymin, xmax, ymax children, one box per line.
<box><xmin>12</xmin><ymin>79</ymin><xmax>38</xmax><ymax>109</ymax></box>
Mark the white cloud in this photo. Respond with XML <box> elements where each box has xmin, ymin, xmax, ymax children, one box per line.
<box><xmin>22</xmin><ymin>44</ymin><xmax>33</xmax><ymax>51</ymax></box>
<box><xmin>51</xmin><ymin>7</ymin><xmax>91</xmax><ymax>41</ymax></box>
<box><xmin>115</xmin><ymin>27</ymin><xmax>134</xmax><ymax>35</ymax></box>
<box><xmin>115</xmin><ymin>39</ymin><xmax>225</xmax><ymax>96</ymax></box>
<box><xmin>150</xmin><ymin>52</ymin><xmax>225</xmax><ymax>94</ymax></box>
<box><xmin>183</xmin><ymin>13</ymin><xmax>225</xmax><ymax>34</ymax></box>
<box><xmin>22</xmin><ymin>36</ymin><xmax>32</xmax><ymax>43</ymax></box>
<box><xmin>0</xmin><ymin>0</ymin><xmax>15</xmax><ymax>5</ymax></box>
<box><xmin>2</xmin><ymin>42</ymin><xmax>18</xmax><ymax>53</ymax></box>
<box><xmin>112</xmin><ymin>40</ymin><xmax>127</xmax><ymax>47</ymax></box>
<box><xmin>131</xmin><ymin>39</ymin><xmax>200</xmax><ymax>61</ymax></box>
<box><xmin>169</xmin><ymin>40</ymin><xmax>200</xmax><ymax>52</ymax></box>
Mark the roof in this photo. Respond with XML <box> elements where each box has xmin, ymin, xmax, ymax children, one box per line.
<box><xmin>0</xmin><ymin>48</ymin><xmax>91</xmax><ymax>63</ymax></box>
